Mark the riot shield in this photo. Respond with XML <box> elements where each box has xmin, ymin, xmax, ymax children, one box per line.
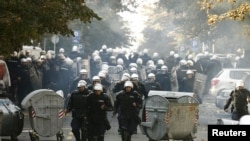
<box><xmin>170</xmin><ymin>67</ymin><xmax>179</xmax><ymax>92</ymax></box>
<box><xmin>138</xmin><ymin>66</ymin><xmax>147</xmax><ymax>81</ymax></box>
<box><xmin>108</xmin><ymin>66</ymin><xmax>122</xmax><ymax>103</ymax></box>
<box><xmin>193</xmin><ymin>72</ymin><xmax>207</xmax><ymax>103</ymax></box>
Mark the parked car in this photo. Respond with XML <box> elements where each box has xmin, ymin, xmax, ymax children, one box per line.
<box><xmin>209</xmin><ymin>68</ymin><xmax>250</xmax><ymax>97</ymax></box>
<box><xmin>242</xmin><ymin>74</ymin><xmax>250</xmax><ymax>90</ymax></box>
<box><xmin>215</xmin><ymin>89</ymin><xmax>232</xmax><ymax>109</ymax></box>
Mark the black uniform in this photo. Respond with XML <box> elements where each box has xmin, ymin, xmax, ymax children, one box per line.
<box><xmin>66</xmin><ymin>89</ymin><xmax>89</xmax><ymax>141</ymax></box>
<box><xmin>155</xmin><ymin>72</ymin><xmax>172</xmax><ymax>91</ymax></box>
<box><xmin>69</xmin><ymin>77</ymin><xmax>92</xmax><ymax>92</ymax></box>
<box><xmin>143</xmin><ymin>81</ymin><xmax>161</xmax><ymax>99</ymax></box>
<box><xmin>115</xmin><ymin>89</ymin><xmax>142</xmax><ymax>141</ymax></box>
<box><xmin>86</xmin><ymin>92</ymin><xmax>113</xmax><ymax>141</ymax></box>
<box><xmin>224</xmin><ymin>88</ymin><xmax>250</xmax><ymax>120</ymax></box>
<box><xmin>180</xmin><ymin>76</ymin><xmax>195</xmax><ymax>92</ymax></box>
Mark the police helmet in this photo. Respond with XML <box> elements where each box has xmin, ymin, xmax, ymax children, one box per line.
<box><xmin>131</xmin><ymin>73</ymin><xmax>139</xmax><ymax>80</ymax></box>
<box><xmin>130</xmin><ymin>67</ymin><xmax>137</xmax><ymax>73</ymax></box>
<box><xmin>94</xmin><ymin>83</ymin><xmax>103</xmax><ymax>91</ymax></box>
<box><xmin>72</xmin><ymin>45</ymin><xmax>78</xmax><ymax>52</ymax></box>
<box><xmin>40</xmin><ymin>50</ymin><xmax>46</xmax><ymax>55</ymax></box>
<box><xmin>94</xmin><ymin>55</ymin><xmax>101</xmax><ymax>62</ymax></box>
<box><xmin>121</xmin><ymin>73</ymin><xmax>130</xmax><ymax>81</ymax></box>
<box><xmin>102</xmin><ymin>44</ymin><xmax>107</xmax><ymax>50</ymax></box>
<box><xmin>92</xmin><ymin>52</ymin><xmax>99</xmax><ymax>58</ymax></box>
<box><xmin>187</xmin><ymin>60</ymin><xmax>194</xmax><ymax>66</ymax></box>
<box><xmin>236</xmin><ymin>80</ymin><xmax>244</xmax><ymax>88</ymax></box>
<box><xmin>124</xmin><ymin>81</ymin><xmax>133</xmax><ymax>88</ymax></box>
<box><xmin>129</xmin><ymin>63</ymin><xmax>138</xmax><ymax>68</ymax></box>
<box><xmin>80</xmin><ymin>69</ymin><xmax>88</xmax><ymax>75</ymax></box>
<box><xmin>153</xmin><ymin>52</ymin><xmax>159</xmax><ymax>58</ymax></box>
<box><xmin>116</xmin><ymin>65</ymin><xmax>123</xmax><ymax>71</ymax></box>
<box><xmin>186</xmin><ymin>70</ymin><xmax>194</xmax><ymax>75</ymax></box>
<box><xmin>123</xmin><ymin>73</ymin><xmax>130</xmax><ymax>78</ymax></box>
<box><xmin>107</xmin><ymin>48</ymin><xmax>113</xmax><ymax>53</ymax></box>
<box><xmin>161</xmin><ymin>65</ymin><xmax>168</xmax><ymax>71</ymax></box>
<box><xmin>180</xmin><ymin>59</ymin><xmax>187</xmax><ymax>66</ymax></box>
<box><xmin>110</xmin><ymin>56</ymin><xmax>116</xmax><ymax>60</ymax></box>
<box><xmin>147</xmin><ymin>60</ymin><xmax>154</xmax><ymax>66</ymax></box>
<box><xmin>26</xmin><ymin>57</ymin><xmax>32</xmax><ymax>62</ymax></box>
<box><xmin>143</xmin><ymin>49</ymin><xmax>148</xmax><ymax>54</ymax></box>
<box><xmin>148</xmin><ymin>64</ymin><xmax>156</xmax><ymax>70</ymax></box>
<box><xmin>92</xmin><ymin>76</ymin><xmax>101</xmax><ymax>82</ymax></box>
<box><xmin>157</xmin><ymin>59</ymin><xmax>164</xmax><ymax>65</ymax></box>
<box><xmin>170</xmin><ymin>51</ymin><xmax>175</xmax><ymax>56</ymax></box>
<box><xmin>21</xmin><ymin>58</ymin><xmax>28</xmax><ymax>63</ymax></box>
<box><xmin>77</xmin><ymin>80</ymin><xmax>87</xmax><ymax>88</ymax></box>
<box><xmin>98</xmin><ymin>71</ymin><xmax>106</xmax><ymax>78</ymax></box>
<box><xmin>136</xmin><ymin>58</ymin><xmax>143</xmax><ymax>65</ymax></box>
<box><xmin>174</xmin><ymin>53</ymin><xmax>179</xmax><ymax>59</ymax></box>
<box><xmin>148</xmin><ymin>73</ymin><xmax>155</xmax><ymax>79</ymax></box>
<box><xmin>40</xmin><ymin>55</ymin><xmax>47</xmax><ymax>60</ymax></box>
<box><xmin>117</xmin><ymin>58</ymin><xmax>124</xmax><ymax>65</ymax></box>
<box><xmin>59</xmin><ymin>48</ymin><xmax>65</xmax><ymax>53</ymax></box>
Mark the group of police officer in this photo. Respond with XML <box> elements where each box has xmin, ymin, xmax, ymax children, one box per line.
<box><xmin>3</xmin><ymin>44</ymin><xmax>241</xmax><ymax>141</ymax></box>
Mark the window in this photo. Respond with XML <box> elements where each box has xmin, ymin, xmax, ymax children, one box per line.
<box><xmin>229</xmin><ymin>71</ymin><xmax>250</xmax><ymax>79</ymax></box>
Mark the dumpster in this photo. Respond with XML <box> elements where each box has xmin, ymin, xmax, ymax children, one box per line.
<box><xmin>140</xmin><ymin>90</ymin><xmax>199</xmax><ymax>141</ymax></box>
<box><xmin>0</xmin><ymin>98</ymin><xmax>24</xmax><ymax>140</ymax></box>
<box><xmin>21</xmin><ymin>89</ymin><xmax>65</xmax><ymax>141</ymax></box>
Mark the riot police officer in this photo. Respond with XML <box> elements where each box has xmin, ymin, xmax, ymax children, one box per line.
<box><xmin>224</xmin><ymin>80</ymin><xmax>250</xmax><ymax>120</ymax></box>
<box><xmin>180</xmin><ymin>70</ymin><xmax>195</xmax><ymax>92</ymax></box>
<box><xmin>69</xmin><ymin>69</ymin><xmax>92</xmax><ymax>93</ymax></box>
<box><xmin>144</xmin><ymin>73</ymin><xmax>161</xmax><ymax>99</ymax></box>
<box><xmin>86</xmin><ymin>83</ymin><xmax>113</xmax><ymax>141</ymax></box>
<box><xmin>65</xmin><ymin>80</ymin><xmax>89</xmax><ymax>141</ymax></box>
<box><xmin>155</xmin><ymin>65</ymin><xmax>172</xmax><ymax>91</ymax></box>
<box><xmin>114</xmin><ymin>81</ymin><xmax>142</xmax><ymax>141</ymax></box>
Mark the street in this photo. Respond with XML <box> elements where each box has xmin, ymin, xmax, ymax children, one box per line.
<box><xmin>0</xmin><ymin>94</ymin><xmax>230</xmax><ymax>141</ymax></box>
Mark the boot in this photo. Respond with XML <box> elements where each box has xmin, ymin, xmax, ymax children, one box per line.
<box><xmin>72</xmin><ymin>129</ymin><xmax>81</xmax><ymax>141</ymax></box>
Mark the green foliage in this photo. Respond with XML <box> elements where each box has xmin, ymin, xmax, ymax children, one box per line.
<box><xmin>0</xmin><ymin>0</ymin><xmax>101</xmax><ymax>57</ymax></box>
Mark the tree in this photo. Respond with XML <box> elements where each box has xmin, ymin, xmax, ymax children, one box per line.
<box><xmin>198</xmin><ymin>0</ymin><xmax>250</xmax><ymax>25</ymax></box>
<box><xmin>198</xmin><ymin>0</ymin><xmax>250</xmax><ymax>51</ymax></box>
<box><xmin>0</xmin><ymin>0</ymin><xmax>101</xmax><ymax>57</ymax></box>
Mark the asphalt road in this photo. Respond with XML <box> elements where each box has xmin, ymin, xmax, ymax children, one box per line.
<box><xmin>0</xmin><ymin>94</ymin><xmax>231</xmax><ymax>141</ymax></box>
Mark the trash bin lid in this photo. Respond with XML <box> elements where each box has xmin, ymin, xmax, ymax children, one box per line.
<box><xmin>177</xmin><ymin>96</ymin><xmax>199</xmax><ymax>104</ymax></box>
<box><xmin>145</xmin><ymin>95</ymin><xmax>169</xmax><ymax>140</ymax></box>
<box><xmin>148</xmin><ymin>90</ymin><xmax>194</xmax><ymax>99</ymax></box>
